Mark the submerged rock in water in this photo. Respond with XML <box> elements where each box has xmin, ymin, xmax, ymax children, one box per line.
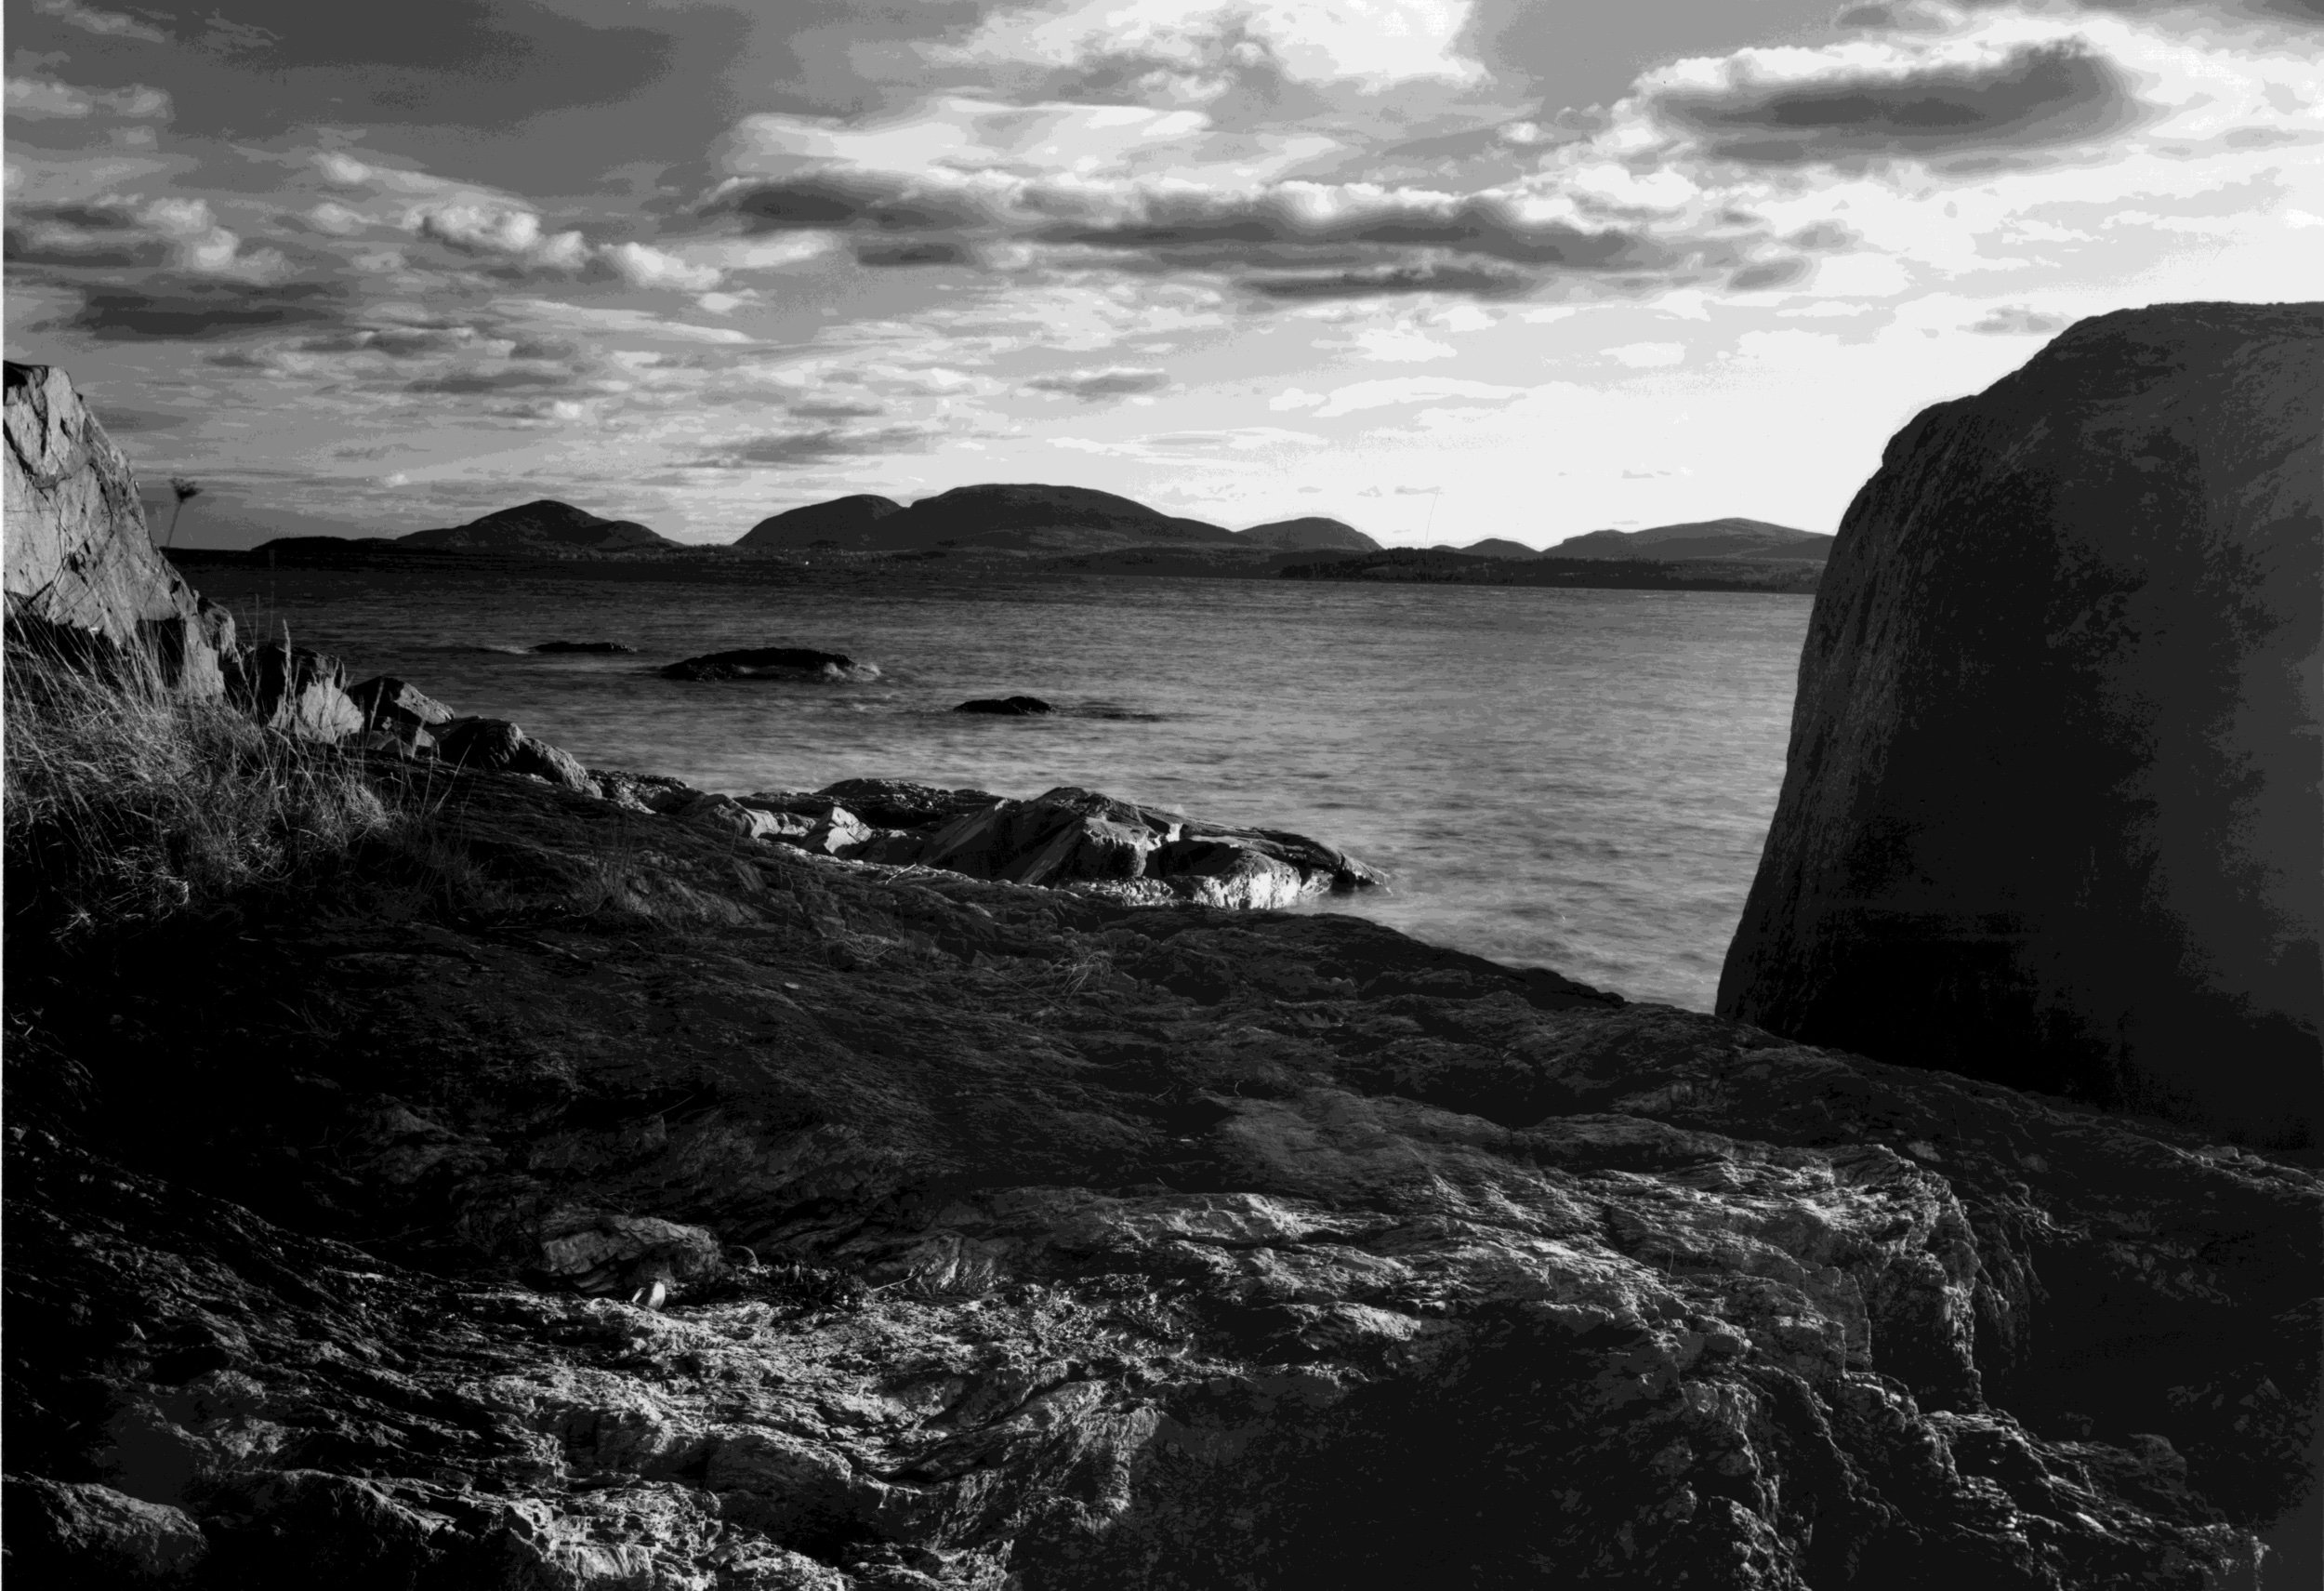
<box><xmin>1719</xmin><ymin>300</ymin><xmax>2324</xmax><ymax>1150</ymax></box>
<box><xmin>531</xmin><ymin>640</ymin><xmax>637</xmax><ymax>655</ymax></box>
<box><xmin>953</xmin><ymin>695</ymin><xmax>1054</xmax><ymax>715</ymax></box>
<box><xmin>660</xmin><ymin>646</ymin><xmax>874</xmax><ymax>682</ymax></box>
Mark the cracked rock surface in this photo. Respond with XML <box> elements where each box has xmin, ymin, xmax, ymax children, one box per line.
<box><xmin>6</xmin><ymin>770</ymin><xmax>2317</xmax><ymax>1587</ymax></box>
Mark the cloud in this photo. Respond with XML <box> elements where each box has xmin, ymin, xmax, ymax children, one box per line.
<box><xmin>1289</xmin><ymin>377</ymin><xmax>1530</xmax><ymax>417</ymax></box>
<box><xmin>1964</xmin><ymin>304</ymin><xmax>2068</xmax><ymax>333</ymax></box>
<box><xmin>1022</xmin><ymin>365</ymin><xmax>1173</xmax><ymax>399</ymax></box>
<box><xmin>1644</xmin><ymin>38</ymin><xmax>2146</xmax><ymax>166</ymax></box>
<box><xmin>412</xmin><ymin>201</ymin><xmax>589</xmax><ymax>272</ymax></box>
<box><xmin>601</xmin><ymin>241</ymin><xmax>722</xmax><ymax>292</ymax></box>
<box><xmin>6</xmin><ymin>195</ymin><xmax>294</xmax><ymax>283</ymax></box>
<box><xmin>1341</xmin><ymin>325</ymin><xmax>1459</xmax><ymax>361</ymax></box>
<box><xmin>933</xmin><ymin>0</ymin><xmax>1486</xmax><ymax>92</ymax></box>
<box><xmin>1604</xmin><ymin>341</ymin><xmax>1687</xmax><ymax>366</ymax></box>
<box><xmin>692</xmin><ymin>423</ymin><xmax>947</xmax><ymax>467</ymax></box>
<box><xmin>7</xmin><ymin>75</ymin><xmax>172</xmax><ymax>120</ymax></box>
<box><xmin>27</xmin><ymin>0</ymin><xmax>167</xmax><ymax>43</ymax></box>
<box><xmin>52</xmin><ymin>282</ymin><xmax>351</xmax><ymax>341</ymax></box>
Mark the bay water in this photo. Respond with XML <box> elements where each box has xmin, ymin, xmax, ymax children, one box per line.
<box><xmin>191</xmin><ymin>565</ymin><xmax>1810</xmax><ymax>1011</ymax></box>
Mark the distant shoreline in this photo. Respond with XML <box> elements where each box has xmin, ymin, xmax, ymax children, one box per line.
<box><xmin>168</xmin><ymin>542</ymin><xmax>1823</xmax><ymax>595</ymax></box>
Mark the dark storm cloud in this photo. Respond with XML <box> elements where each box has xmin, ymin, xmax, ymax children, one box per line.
<box><xmin>54</xmin><ymin>282</ymin><xmax>352</xmax><ymax>340</ymax></box>
<box><xmin>404</xmin><ymin>365</ymin><xmax>580</xmax><ymax>395</ymax></box>
<box><xmin>709</xmin><ymin>172</ymin><xmax>994</xmax><ymax>234</ymax></box>
<box><xmin>854</xmin><ymin>238</ymin><xmax>977</xmax><ymax>268</ymax></box>
<box><xmin>691</xmin><ymin>423</ymin><xmax>945</xmax><ymax>468</ymax></box>
<box><xmin>1022</xmin><ymin>366</ymin><xmax>1171</xmax><ymax>400</ymax></box>
<box><xmin>1652</xmin><ymin>39</ymin><xmax>2145</xmax><ymax>165</ymax></box>
<box><xmin>1242</xmin><ymin>259</ymin><xmax>1546</xmax><ymax>299</ymax></box>
<box><xmin>1037</xmin><ymin>193</ymin><xmax>1651</xmax><ymax>269</ymax></box>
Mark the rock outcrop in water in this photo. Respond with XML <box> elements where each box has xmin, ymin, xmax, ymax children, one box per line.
<box><xmin>7</xmin><ymin>765</ymin><xmax>2317</xmax><ymax>1588</ymax></box>
<box><xmin>3</xmin><ymin>362</ymin><xmax>235</xmax><ymax>696</ymax></box>
<box><xmin>953</xmin><ymin>696</ymin><xmax>1053</xmax><ymax>716</ymax></box>
<box><xmin>660</xmin><ymin>646</ymin><xmax>875</xmax><ymax>683</ymax></box>
<box><xmin>1718</xmin><ymin>302</ymin><xmax>2323</xmax><ymax>1151</ymax></box>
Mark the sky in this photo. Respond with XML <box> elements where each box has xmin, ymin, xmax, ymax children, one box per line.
<box><xmin>5</xmin><ymin>0</ymin><xmax>2318</xmax><ymax>550</ymax></box>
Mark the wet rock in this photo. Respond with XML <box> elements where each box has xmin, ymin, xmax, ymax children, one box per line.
<box><xmin>952</xmin><ymin>696</ymin><xmax>1053</xmax><ymax>716</ymax></box>
<box><xmin>592</xmin><ymin>770</ymin><xmax>703</xmax><ymax>814</ymax></box>
<box><xmin>660</xmin><ymin>647</ymin><xmax>876</xmax><ymax>683</ymax></box>
<box><xmin>433</xmin><ymin>717</ymin><xmax>593</xmax><ymax>794</ymax></box>
<box><xmin>3</xmin><ymin>362</ymin><xmax>231</xmax><ymax>700</ymax></box>
<box><xmin>347</xmin><ymin>675</ymin><xmax>455</xmax><ymax>740</ymax></box>
<box><xmin>1719</xmin><ymin>301</ymin><xmax>2324</xmax><ymax>1150</ymax></box>
<box><xmin>920</xmin><ymin>786</ymin><xmax>1179</xmax><ymax>887</ymax></box>
<box><xmin>806</xmin><ymin>780</ymin><xmax>1004</xmax><ymax>832</ymax></box>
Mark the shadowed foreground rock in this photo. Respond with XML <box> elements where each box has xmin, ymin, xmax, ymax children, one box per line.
<box><xmin>1720</xmin><ymin>301</ymin><xmax>2323</xmax><ymax>1151</ymax></box>
<box><xmin>6</xmin><ymin>766</ymin><xmax>2316</xmax><ymax>1588</ymax></box>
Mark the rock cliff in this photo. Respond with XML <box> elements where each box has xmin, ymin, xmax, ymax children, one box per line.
<box><xmin>3</xmin><ymin>362</ymin><xmax>233</xmax><ymax>695</ymax></box>
<box><xmin>1718</xmin><ymin>301</ymin><xmax>2322</xmax><ymax>1151</ymax></box>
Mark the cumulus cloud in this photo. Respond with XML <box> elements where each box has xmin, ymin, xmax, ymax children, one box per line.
<box><xmin>6</xmin><ymin>194</ymin><xmax>292</xmax><ymax>283</ymax></box>
<box><xmin>1022</xmin><ymin>365</ymin><xmax>1173</xmax><ymax>399</ymax></box>
<box><xmin>601</xmin><ymin>241</ymin><xmax>722</xmax><ymax>292</ymax></box>
<box><xmin>1643</xmin><ymin>37</ymin><xmax>2146</xmax><ymax>166</ymax></box>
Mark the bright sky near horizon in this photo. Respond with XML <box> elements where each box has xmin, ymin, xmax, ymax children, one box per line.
<box><xmin>5</xmin><ymin>0</ymin><xmax>2317</xmax><ymax>550</ymax></box>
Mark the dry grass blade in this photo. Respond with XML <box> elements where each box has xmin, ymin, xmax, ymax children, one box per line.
<box><xmin>4</xmin><ymin>630</ymin><xmax>395</xmax><ymax>935</ymax></box>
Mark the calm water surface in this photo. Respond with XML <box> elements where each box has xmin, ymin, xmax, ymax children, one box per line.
<box><xmin>194</xmin><ymin>566</ymin><xmax>1809</xmax><ymax>1011</ymax></box>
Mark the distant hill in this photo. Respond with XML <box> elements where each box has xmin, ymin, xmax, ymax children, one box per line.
<box><xmin>1453</xmin><ymin>537</ymin><xmax>1542</xmax><ymax>559</ymax></box>
<box><xmin>400</xmin><ymin>499</ymin><xmax>678</xmax><ymax>554</ymax></box>
<box><xmin>736</xmin><ymin>494</ymin><xmax>904</xmax><ymax>550</ymax></box>
<box><xmin>1237</xmin><ymin>517</ymin><xmax>1380</xmax><ymax>552</ymax></box>
<box><xmin>734</xmin><ymin>484</ymin><xmax>1240</xmax><ymax>555</ymax></box>
<box><xmin>1549</xmin><ymin>518</ymin><xmax>1831</xmax><ymax>563</ymax></box>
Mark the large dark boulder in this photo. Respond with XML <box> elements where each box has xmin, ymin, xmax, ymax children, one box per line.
<box><xmin>1719</xmin><ymin>301</ymin><xmax>2322</xmax><ymax>1150</ymax></box>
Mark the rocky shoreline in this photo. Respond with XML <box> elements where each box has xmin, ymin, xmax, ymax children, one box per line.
<box><xmin>7</xmin><ymin>317</ymin><xmax>2321</xmax><ymax>1590</ymax></box>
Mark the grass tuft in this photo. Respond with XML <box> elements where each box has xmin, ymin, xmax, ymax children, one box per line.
<box><xmin>4</xmin><ymin>629</ymin><xmax>396</xmax><ymax>937</ymax></box>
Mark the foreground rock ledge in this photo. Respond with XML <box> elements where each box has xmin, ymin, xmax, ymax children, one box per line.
<box><xmin>6</xmin><ymin>766</ymin><xmax>2316</xmax><ymax>1589</ymax></box>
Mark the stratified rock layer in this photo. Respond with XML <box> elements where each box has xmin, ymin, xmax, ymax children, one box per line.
<box><xmin>3</xmin><ymin>362</ymin><xmax>232</xmax><ymax>695</ymax></box>
<box><xmin>5</xmin><ymin>767</ymin><xmax>2317</xmax><ymax>1588</ymax></box>
<box><xmin>1719</xmin><ymin>302</ymin><xmax>2323</xmax><ymax>1150</ymax></box>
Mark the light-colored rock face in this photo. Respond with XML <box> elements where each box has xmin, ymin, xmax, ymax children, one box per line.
<box><xmin>3</xmin><ymin>362</ymin><xmax>230</xmax><ymax>696</ymax></box>
<box><xmin>1719</xmin><ymin>301</ymin><xmax>2323</xmax><ymax>1149</ymax></box>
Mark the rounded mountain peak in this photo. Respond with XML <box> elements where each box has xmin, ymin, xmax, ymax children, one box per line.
<box><xmin>737</xmin><ymin>495</ymin><xmax>904</xmax><ymax>550</ymax></box>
